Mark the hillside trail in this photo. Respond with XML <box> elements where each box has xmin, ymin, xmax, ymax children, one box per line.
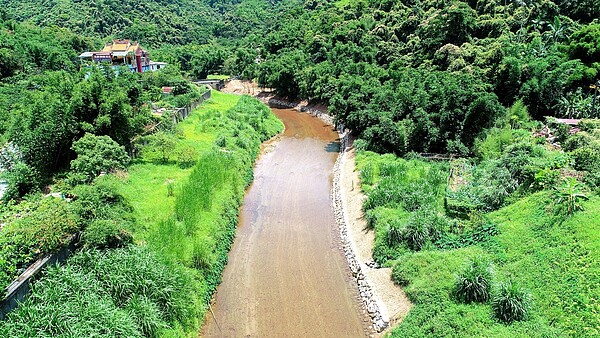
<box><xmin>201</xmin><ymin>108</ymin><xmax>368</xmax><ymax>337</ymax></box>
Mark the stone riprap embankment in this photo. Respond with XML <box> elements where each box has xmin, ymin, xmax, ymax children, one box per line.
<box><xmin>331</xmin><ymin>144</ymin><xmax>389</xmax><ymax>333</ymax></box>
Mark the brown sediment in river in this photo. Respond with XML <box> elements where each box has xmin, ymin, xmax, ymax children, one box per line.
<box><xmin>201</xmin><ymin>109</ymin><xmax>368</xmax><ymax>337</ymax></box>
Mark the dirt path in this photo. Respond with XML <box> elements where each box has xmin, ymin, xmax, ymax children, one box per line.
<box><xmin>339</xmin><ymin>148</ymin><xmax>412</xmax><ymax>334</ymax></box>
<box><xmin>202</xmin><ymin>109</ymin><xmax>367</xmax><ymax>337</ymax></box>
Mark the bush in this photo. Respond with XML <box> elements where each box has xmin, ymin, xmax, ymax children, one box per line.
<box><xmin>2</xmin><ymin>161</ymin><xmax>41</xmax><ymax>201</ymax></box>
<box><xmin>83</xmin><ymin>219</ymin><xmax>133</xmax><ymax>249</ymax></box>
<box><xmin>492</xmin><ymin>281</ymin><xmax>532</xmax><ymax>323</ymax></box>
<box><xmin>71</xmin><ymin>178</ymin><xmax>134</xmax><ymax>226</ymax></box>
<box><xmin>571</xmin><ymin>146</ymin><xmax>600</xmax><ymax>173</ymax></box>
<box><xmin>142</xmin><ymin>131</ymin><xmax>177</xmax><ymax>164</ymax></box>
<box><xmin>453</xmin><ymin>257</ymin><xmax>493</xmax><ymax>303</ymax></box>
<box><xmin>0</xmin><ymin>196</ymin><xmax>79</xmax><ymax>289</ymax></box>
<box><xmin>175</xmin><ymin>144</ymin><xmax>198</xmax><ymax>168</ymax></box>
<box><xmin>552</xmin><ymin>177</ymin><xmax>589</xmax><ymax>217</ymax></box>
<box><xmin>71</xmin><ymin>133</ymin><xmax>129</xmax><ymax>183</ymax></box>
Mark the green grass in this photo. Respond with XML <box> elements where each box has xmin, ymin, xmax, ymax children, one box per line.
<box><xmin>120</xmin><ymin>91</ymin><xmax>240</xmax><ymax>238</ymax></box>
<box><xmin>0</xmin><ymin>247</ymin><xmax>201</xmax><ymax>338</ymax></box>
<box><xmin>355</xmin><ymin>150</ymin><xmax>599</xmax><ymax>337</ymax></box>
<box><xmin>387</xmin><ymin>193</ymin><xmax>600</xmax><ymax>337</ymax></box>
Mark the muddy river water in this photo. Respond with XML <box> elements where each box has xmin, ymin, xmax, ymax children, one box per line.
<box><xmin>202</xmin><ymin>108</ymin><xmax>366</xmax><ymax>337</ymax></box>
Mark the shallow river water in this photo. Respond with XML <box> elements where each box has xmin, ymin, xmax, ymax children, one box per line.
<box><xmin>201</xmin><ymin>108</ymin><xmax>366</xmax><ymax>337</ymax></box>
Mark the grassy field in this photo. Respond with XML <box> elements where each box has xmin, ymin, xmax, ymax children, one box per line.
<box><xmin>354</xmin><ymin>150</ymin><xmax>600</xmax><ymax>337</ymax></box>
<box><xmin>119</xmin><ymin>90</ymin><xmax>240</xmax><ymax>239</ymax></box>
<box><xmin>117</xmin><ymin>90</ymin><xmax>283</xmax><ymax>331</ymax></box>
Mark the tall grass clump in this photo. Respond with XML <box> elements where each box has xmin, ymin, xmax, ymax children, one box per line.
<box><xmin>0</xmin><ymin>247</ymin><xmax>200</xmax><ymax>337</ymax></box>
<box><xmin>492</xmin><ymin>281</ymin><xmax>532</xmax><ymax>323</ymax></box>
<box><xmin>360</xmin><ymin>162</ymin><xmax>376</xmax><ymax>186</ymax></box>
<box><xmin>174</xmin><ymin>151</ymin><xmax>233</xmax><ymax>235</ymax></box>
<box><xmin>454</xmin><ymin>257</ymin><xmax>493</xmax><ymax>303</ymax></box>
<box><xmin>362</xmin><ymin>158</ymin><xmax>447</xmax><ymax>213</ymax></box>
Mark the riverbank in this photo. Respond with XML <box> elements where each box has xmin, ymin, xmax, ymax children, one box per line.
<box><xmin>336</xmin><ymin>147</ymin><xmax>412</xmax><ymax>334</ymax></box>
<box><xmin>222</xmin><ymin>80</ymin><xmax>413</xmax><ymax>335</ymax></box>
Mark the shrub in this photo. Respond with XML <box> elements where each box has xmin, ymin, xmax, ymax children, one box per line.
<box><xmin>142</xmin><ymin>131</ymin><xmax>177</xmax><ymax>164</ymax></box>
<box><xmin>71</xmin><ymin>133</ymin><xmax>129</xmax><ymax>182</ymax></box>
<box><xmin>506</xmin><ymin>99</ymin><xmax>530</xmax><ymax>129</ymax></box>
<box><xmin>571</xmin><ymin>145</ymin><xmax>600</xmax><ymax>173</ymax></box>
<box><xmin>391</xmin><ymin>254</ymin><xmax>419</xmax><ymax>287</ymax></box>
<box><xmin>176</xmin><ymin>145</ymin><xmax>198</xmax><ymax>168</ymax></box>
<box><xmin>353</xmin><ymin>138</ymin><xmax>369</xmax><ymax>151</ymax></box>
<box><xmin>82</xmin><ymin>219</ymin><xmax>133</xmax><ymax>249</ymax></box>
<box><xmin>453</xmin><ymin>257</ymin><xmax>493</xmax><ymax>303</ymax></box>
<box><xmin>2</xmin><ymin>161</ymin><xmax>41</xmax><ymax>200</ymax></box>
<box><xmin>70</xmin><ymin>178</ymin><xmax>134</xmax><ymax>226</ymax></box>
<box><xmin>563</xmin><ymin>132</ymin><xmax>594</xmax><ymax>151</ymax></box>
<box><xmin>500</xmin><ymin>141</ymin><xmax>544</xmax><ymax>186</ymax></box>
<box><xmin>492</xmin><ymin>281</ymin><xmax>532</xmax><ymax>323</ymax></box>
<box><xmin>552</xmin><ymin>177</ymin><xmax>589</xmax><ymax>216</ymax></box>
<box><xmin>0</xmin><ymin>196</ymin><xmax>79</xmax><ymax>289</ymax></box>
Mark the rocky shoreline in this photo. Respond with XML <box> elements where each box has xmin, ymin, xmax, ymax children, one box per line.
<box><xmin>332</xmin><ymin>147</ymin><xmax>389</xmax><ymax>333</ymax></box>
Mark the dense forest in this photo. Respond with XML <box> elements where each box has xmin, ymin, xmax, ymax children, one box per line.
<box><xmin>6</xmin><ymin>0</ymin><xmax>597</xmax><ymax>155</ymax></box>
<box><xmin>0</xmin><ymin>0</ymin><xmax>599</xmax><ymax>337</ymax></box>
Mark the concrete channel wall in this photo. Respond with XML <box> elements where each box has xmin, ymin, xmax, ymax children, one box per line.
<box><xmin>0</xmin><ymin>233</ymin><xmax>80</xmax><ymax>320</ymax></box>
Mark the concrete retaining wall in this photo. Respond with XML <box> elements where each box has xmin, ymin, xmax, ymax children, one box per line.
<box><xmin>0</xmin><ymin>233</ymin><xmax>80</xmax><ymax>320</ymax></box>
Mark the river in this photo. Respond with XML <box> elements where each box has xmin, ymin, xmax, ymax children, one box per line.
<box><xmin>202</xmin><ymin>108</ymin><xmax>366</xmax><ymax>337</ymax></box>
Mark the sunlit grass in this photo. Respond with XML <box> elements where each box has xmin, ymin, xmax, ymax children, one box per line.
<box><xmin>119</xmin><ymin>91</ymin><xmax>241</xmax><ymax>239</ymax></box>
<box><xmin>206</xmin><ymin>74</ymin><xmax>230</xmax><ymax>80</ymax></box>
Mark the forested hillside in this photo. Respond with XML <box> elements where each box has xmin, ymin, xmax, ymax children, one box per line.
<box><xmin>240</xmin><ymin>0</ymin><xmax>600</xmax><ymax>155</ymax></box>
<box><xmin>6</xmin><ymin>0</ymin><xmax>599</xmax><ymax>153</ymax></box>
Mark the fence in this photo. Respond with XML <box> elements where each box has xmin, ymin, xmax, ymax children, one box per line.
<box><xmin>170</xmin><ymin>90</ymin><xmax>212</xmax><ymax>125</ymax></box>
<box><xmin>129</xmin><ymin>90</ymin><xmax>212</xmax><ymax>158</ymax></box>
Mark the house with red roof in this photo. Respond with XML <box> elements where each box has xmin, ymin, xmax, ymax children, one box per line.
<box><xmin>78</xmin><ymin>39</ymin><xmax>167</xmax><ymax>73</ymax></box>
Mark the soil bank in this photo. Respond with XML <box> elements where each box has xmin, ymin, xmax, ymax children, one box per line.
<box><xmin>201</xmin><ymin>108</ymin><xmax>367</xmax><ymax>337</ymax></box>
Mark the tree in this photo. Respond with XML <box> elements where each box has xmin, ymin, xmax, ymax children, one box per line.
<box><xmin>70</xmin><ymin>133</ymin><xmax>129</xmax><ymax>183</ymax></box>
<box><xmin>144</xmin><ymin>131</ymin><xmax>177</xmax><ymax>164</ymax></box>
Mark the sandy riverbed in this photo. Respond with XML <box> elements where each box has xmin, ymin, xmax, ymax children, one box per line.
<box><xmin>210</xmin><ymin>81</ymin><xmax>413</xmax><ymax>336</ymax></box>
